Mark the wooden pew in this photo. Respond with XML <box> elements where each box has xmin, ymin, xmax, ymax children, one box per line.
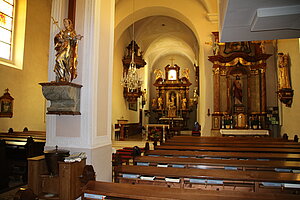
<box><xmin>0</xmin><ymin>131</ymin><xmax>46</xmax><ymax>140</ymax></box>
<box><xmin>82</xmin><ymin>180</ymin><xmax>300</xmax><ymax>200</ymax></box>
<box><xmin>167</xmin><ymin>136</ymin><xmax>295</xmax><ymax>143</ymax></box>
<box><xmin>145</xmin><ymin>150</ymin><xmax>300</xmax><ymax>161</ymax></box>
<box><xmin>115</xmin><ymin>165</ymin><xmax>300</xmax><ymax>193</ymax></box>
<box><xmin>3</xmin><ymin>136</ymin><xmax>45</xmax><ymax>184</ymax></box>
<box><xmin>155</xmin><ymin>145</ymin><xmax>300</xmax><ymax>154</ymax></box>
<box><xmin>0</xmin><ymin>139</ymin><xmax>9</xmax><ymax>190</ymax></box>
<box><xmin>134</xmin><ymin>156</ymin><xmax>300</xmax><ymax>172</ymax></box>
<box><xmin>162</xmin><ymin>142</ymin><xmax>300</xmax><ymax>149</ymax></box>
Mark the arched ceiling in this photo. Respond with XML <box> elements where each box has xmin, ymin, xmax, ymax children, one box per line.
<box><xmin>130</xmin><ymin>16</ymin><xmax>198</xmax><ymax>67</ymax></box>
<box><xmin>116</xmin><ymin>0</ymin><xmax>217</xmax><ymax>13</ymax></box>
<box><xmin>114</xmin><ymin>0</ymin><xmax>218</xmax><ymax>76</ymax></box>
<box><xmin>120</xmin><ymin>16</ymin><xmax>198</xmax><ymax>71</ymax></box>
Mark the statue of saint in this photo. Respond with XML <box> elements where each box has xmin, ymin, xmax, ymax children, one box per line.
<box><xmin>181</xmin><ymin>98</ymin><xmax>187</xmax><ymax>110</ymax></box>
<box><xmin>168</xmin><ymin>95</ymin><xmax>176</xmax><ymax>109</ymax></box>
<box><xmin>233</xmin><ymin>76</ymin><xmax>243</xmax><ymax>105</ymax></box>
<box><xmin>54</xmin><ymin>18</ymin><xmax>83</xmax><ymax>82</ymax></box>
<box><xmin>157</xmin><ymin>97</ymin><xmax>163</xmax><ymax>110</ymax></box>
<box><xmin>278</xmin><ymin>53</ymin><xmax>291</xmax><ymax>90</ymax></box>
<box><xmin>152</xmin><ymin>98</ymin><xmax>156</xmax><ymax>108</ymax></box>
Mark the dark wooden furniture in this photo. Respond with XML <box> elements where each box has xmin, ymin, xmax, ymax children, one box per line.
<box><xmin>0</xmin><ymin>139</ymin><xmax>9</xmax><ymax>190</ymax></box>
<box><xmin>14</xmin><ymin>188</ymin><xmax>37</xmax><ymax>200</ymax></box>
<box><xmin>82</xmin><ymin>180</ymin><xmax>300</xmax><ymax>200</ymax></box>
<box><xmin>145</xmin><ymin>150</ymin><xmax>300</xmax><ymax>161</ymax></box>
<box><xmin>162</xmin><ymin>142</ymin><xmax>300</xmax><ymax>149</ymax></box>
<box><xmin>134</xmin><ymin>156</ymin><xmax>300</xmax><ymax>172</ymax></box>
<box><xmin>116</xmin><ymin>122</ymin><xmax>141</xmax><ymax>141</ymax></box>
<box><xmin>167</xmin><ymin>136</ymin><xmax>293</xmax><ymax>142</ymax></box>
<box><xmin>28</xmin><ymin>155</ymin><xmax>86</xmax><ymax>200</ymax></box>
<box><xmin>0</xmin><ymin>132</ymin><xmax>46</xmax><ymax>186</ymax></box>
<box><xmin>115</xmin><ymin>165</ymin><xmax>300</xmax><ymax>193</ymax></box>
<box><xmin>155</xmin><ymin>145</ymin><xmax>300</xmax><ymax>154</ymax></box>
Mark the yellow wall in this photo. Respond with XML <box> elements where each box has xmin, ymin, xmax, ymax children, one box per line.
<box><xmin>278</xmin><ymin>38</ymin><xmax>300</xmax><ymax>139</ymax></box>
<box><xmin>112</xmin><ymin>32</ymin><xmax>140</xmax><ymax>128</ymax></box>
<box><xmin>0</xmin><ymin>0</ymin><xmax>51</xmax><ymax>132</ymax></box>
<box><xmin>114</xmin><ymin>0</ymin><xmax>218</xmax><ymax>135</ymax></box>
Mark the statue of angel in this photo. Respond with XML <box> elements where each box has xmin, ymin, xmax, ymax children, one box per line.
<box><xmin>154</xmin><ymin>69</ymin><xmax>163</xmax><ymax>80</ymax></box>
<box><xmin>182</xmin><ymin>68</ymin><xmax>190</xmax><ymax>80</ymax></box>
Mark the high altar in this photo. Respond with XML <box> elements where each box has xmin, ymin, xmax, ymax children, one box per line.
<box><xmin>151</xmin><ymin>64</ymin><xmax>196</xmax><ymax>129</ymax></box>
<box><xmin>208</xmin><ymin>32</ymin><xmax>272</xmax><ymax>132</ymax></box>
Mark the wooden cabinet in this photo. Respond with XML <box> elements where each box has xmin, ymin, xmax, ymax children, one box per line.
<box><xmin>28</xmin><ymin>155</ymin><xmax>86</xmax><ymax>200</ymax></box>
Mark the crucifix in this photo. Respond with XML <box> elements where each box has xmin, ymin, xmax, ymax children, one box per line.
<box><xmin>169</xmin><ymin>57</ymin><xmax>175</xmax><ymax>66</ymax></box>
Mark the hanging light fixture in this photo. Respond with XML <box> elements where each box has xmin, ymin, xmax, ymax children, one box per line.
<box><xmin>120</xmin><ymin>0</ymin><xmax>143</xmax><ymax>91</ymax></box>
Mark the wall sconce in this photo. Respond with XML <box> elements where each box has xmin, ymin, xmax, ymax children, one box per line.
<box><xmin>207</xmin><ymin>108</ymin><xmax>210</xmax><ymax>116</ymax></box>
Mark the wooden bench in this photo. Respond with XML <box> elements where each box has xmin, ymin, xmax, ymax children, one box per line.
<box><xmin>145</xmin><ymin>150</ymin><xmax>300</xmax><ymax>161</ymax></box>
<box><xmin>155</xmin><ymin>145</ymin><xmax>300</xmax><ymax>154</ymax></box>
<box><xmin>162</xmin><ymin>142</ymin><xmax>300</xmax><ymax>149</ymax></box>
<box><xmin>0</xmin><ymin>136</ymin><xmax>45</xmax><ymax>185</ymax></box>
<box><xmin>82</xmin><ymin>180</ymin><xmax>300</xmax><ymax>200</ymax></box>
<box><xmin>167</xmin><ymin>136</ymin><xmax>294</xmax><ymax>143</ymax></box>
<box><xmin>115</xmin><ymin>165</ymin><xmax>300</xmax><ymax>194</ymax></box>
<box><xmin>0</xmin><ymin>139</ymin><xmax>9</xmax><ymax>190</ymax></box>
<box><xmin>134</xmin><ymin>156</ymin><xmax>300</xmax><ymax>172</ymax></box>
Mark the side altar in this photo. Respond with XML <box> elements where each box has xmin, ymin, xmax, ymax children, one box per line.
<box><xmin>150</xmin><ymin>64</ymin><xmax>197</xmax><ymax>131</ymax></box>
<box><xmin>208</xmin><ymin>32</ymin><xmax>272</xmax><ymax>132</ymax></box>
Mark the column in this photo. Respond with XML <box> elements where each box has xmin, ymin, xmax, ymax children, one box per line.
<box><xmin>213</xmin><ymin>66</ymin><xmax>220</xmax><ymax>113</ymax></box>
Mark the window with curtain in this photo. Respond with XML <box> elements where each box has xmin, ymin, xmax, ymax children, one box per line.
<box><xmin>0</xmin><ymin>0</ymin><xmax>14</xmax><ymax>60</ymax></box>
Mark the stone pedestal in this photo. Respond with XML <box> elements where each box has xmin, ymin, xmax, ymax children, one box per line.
<box><xmin>39</xmin><ymin>82</ymin><xmax>82</xmax><ymax>115</ymax></box>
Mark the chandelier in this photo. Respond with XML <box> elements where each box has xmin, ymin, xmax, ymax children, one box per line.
<box><xmin>120</xmin><ymin>0</ymin><xmax>143</xmax><ymax>91</ymax></box>
<box><xmin>121</xmin><ymin>51</ymin><xmax>143</xmax><ymax>90</ymax></box>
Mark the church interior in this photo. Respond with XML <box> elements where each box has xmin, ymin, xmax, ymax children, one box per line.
<box><xmin>1</xmin><ymin>0</ymin><xmax>300</xmax><ymax>199</ymax></box>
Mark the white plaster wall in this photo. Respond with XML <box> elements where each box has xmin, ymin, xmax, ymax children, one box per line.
<box><xmin>47</xmin><ymin>0</ymin><xmax>114</xmax><ymax>181</ymax></box>
<box><xmin>0</xmin><ymin>0</ymin><xmax>51</xmax><ymax>132</ymax></box>
<box><xmin>277</xmin><ymin>39</ymin><xmax>300</xmax><ymax>139</ymax></box>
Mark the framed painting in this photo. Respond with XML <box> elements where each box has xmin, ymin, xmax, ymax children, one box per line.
<box><xmin>129</xmin><ymin>102</ymin><xmax>137</xmax><ymax>111</ymax></box>
<box><xmin>0</xmin><ymin>89</ymin><xmax>14</xmax><ymax>118</ymax></box>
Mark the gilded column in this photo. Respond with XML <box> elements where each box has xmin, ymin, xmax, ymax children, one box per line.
<box><xmin>213</xmin><ymin>66</ymin><xmax>220</xmax><ymax>113</ymax></box>
<box><xmin>247</xmin><ymin>72</ymin><xmax>251</xmax><ymax>113</ymax></box>
<box><xmin>260</xmin><ymin>66</ymin><xmax>267</xmax><ymax>113</ymax></box>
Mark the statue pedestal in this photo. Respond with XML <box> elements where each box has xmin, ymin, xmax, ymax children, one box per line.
<box><xmin>39</xmin><ymin>82</ymin><xmax>82</xmax><ymax>115</ymax></box>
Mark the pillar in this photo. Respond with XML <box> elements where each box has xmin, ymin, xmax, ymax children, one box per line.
<box><xmin>46</xmin><ymin>0</ymin><xmax>115</xmax><ymax>181</ymax></box>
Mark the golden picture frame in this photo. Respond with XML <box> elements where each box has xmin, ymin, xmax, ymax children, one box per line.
<box><xmin>0</xmin><ymin>89</ymin><xmax>14</xmax><ymax>118</ymax></box>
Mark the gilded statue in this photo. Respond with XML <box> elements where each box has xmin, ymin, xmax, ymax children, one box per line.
<box><xmin>54</xmin><ymin>18</ymin><xmax>83</xmax><ymax>82</ymax></box>
<box><xmin>151</xmin><ymin>98</ymin><xmax>156</xmax><ymax>108</ymax></box>
<box><xmin>157</xmin><ymin>97</ymin><xmax>163</xmax><ymax>110</ymax></box>
<box><xmin>278</xmin><ymin>53</ymin><xmax>291</xmax><ymax>90</ymax></box>
<box><xmin>181</xmin><ymin>98</ymin><xmax>187</xmax><ymax>110</ymax></box>
<box><xmin>154</xmin><ymin>69</ymin><xmax>163</xmax><ymax>80</ymax></box>
<box><xmin>182</xmin><ymin>68</ymin><xmax>190</xmax><ymax>80</ymax></box>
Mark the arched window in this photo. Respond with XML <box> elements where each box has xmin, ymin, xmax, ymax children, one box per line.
<box><xmin>0</xmin><ymin>0</ymin><xmax>14</xmax><ymax>60</ymax></box>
